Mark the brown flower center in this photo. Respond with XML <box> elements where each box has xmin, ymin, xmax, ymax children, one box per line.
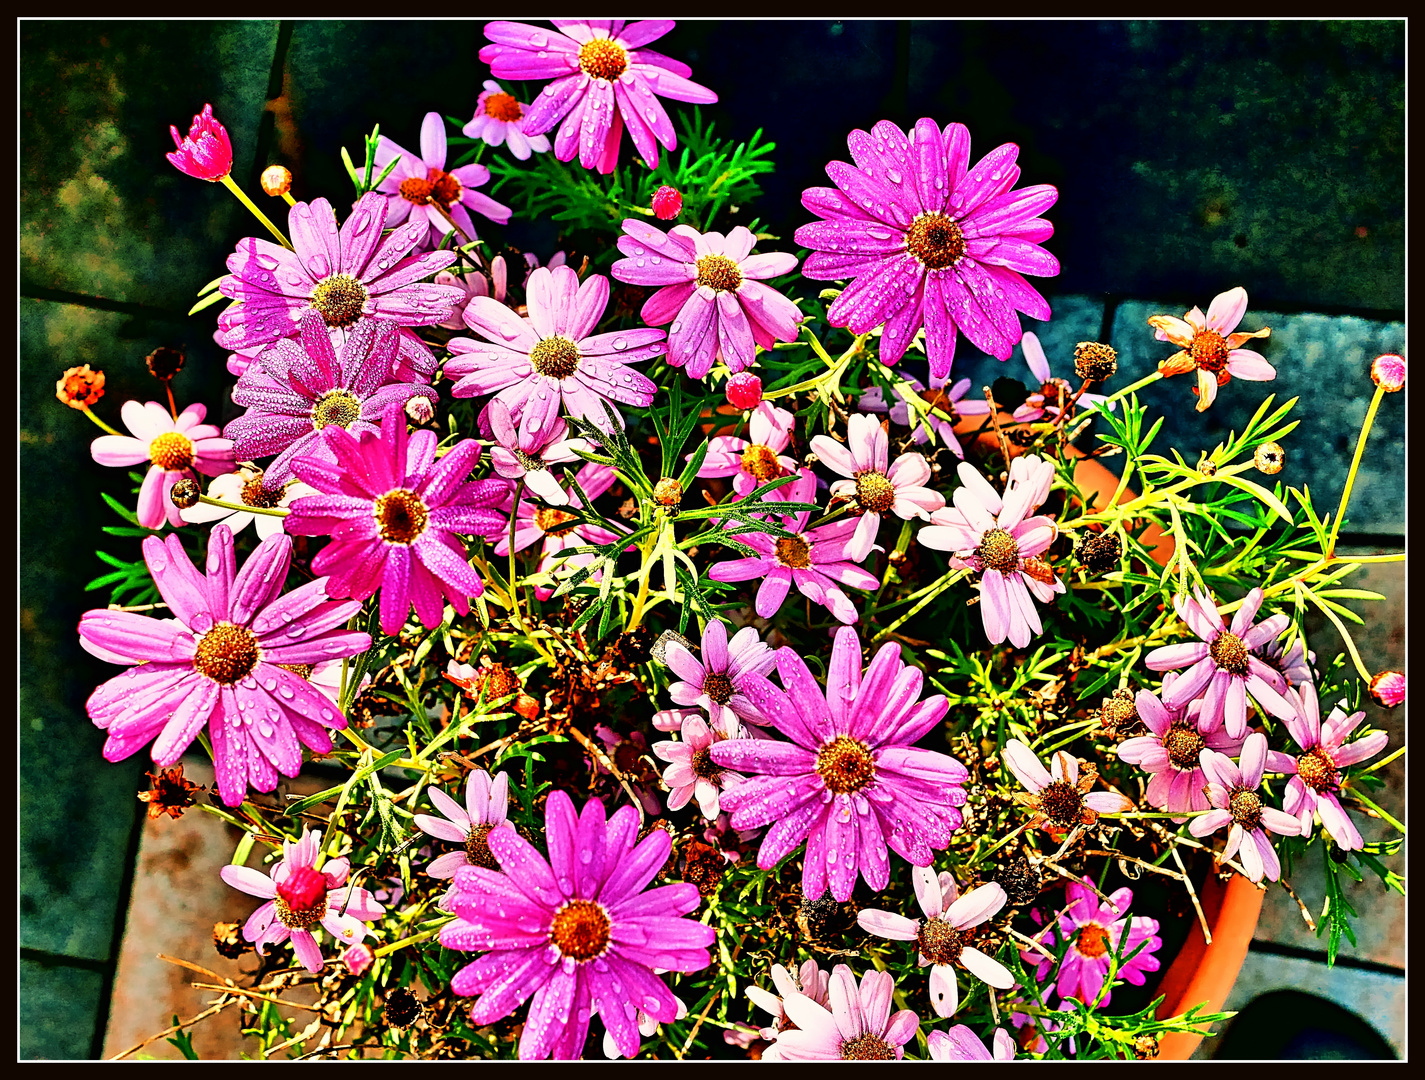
<box><xmin>978</xmin><ymin>527</ymin><xmax>1021</xmax><ymax>573</ymax></box>
<box><xmin>399</xmin><ymin>168</ymin><xmax>462</xmax><ymax>209</ymax></box>
<box><xmin>1209</xmin><ymin>630</ymin><xmax>1251</xmax><ymax>677</ymax></box>
<box><xmin>840</xmin><ymin>1033</ymin><xmax>896</xmax><ymax>1061</ymax></box>
<box><xmin>1190</xmin><ymin>329</ymin><xmax>1231</xmax><ymax>373</ymax></box>
<box><xmin>691</xmin><ymin>746</ymin><xmax>723</xmax><ymax>782</ymax></box>
<box><xmin>241</xmin><ymin>475</ymin><xmax>287</xmax><ymax>508</ymax></box>
<box><xmin>464</xmin><ymin>823</ymin><xmax>500</xmax><ymax>870</ymax></box>
<box><xmin>534</xmin><ymin>507</ymin><xmax>579</xmax><ymax>537</ymax></box>
<box><xmin>1296</xmin><ymin>745</ymin><xmax>1341</xmax><ymax>793</ymax></box>
<box><xmin>816</xmin><ymin>734</ymin><xmax>876</xmax><ymax>795</ymax></box>
<box><xmin>904</xmin><ymin>211</ymin><xmax>966</xmax><ymax>270</ymax></box>
<box><xmin>578</xmin><ymin>37</ymin><xmax>628</xmax><ymax>81</ymax></box>
<box><xmin>740</xmin><ymin>443</ymin><xmax>781</xmax><ymax>481</ymax></box>
<box><xmin>1163</xmin><ymin>721</ymin><xmax>1206</xmax><ymax>770</ymax></box>
<box><xmin>549</xmin><ymin>899</ymin><xmax>611</xmax><ymax>961</ymax></box>
<box><xmin>512</xmin><ymin>448</ymin><xmax>547</xmax><ymax>471</ymax></box>
<box><xmin>853</xmin><ymin>470</ymin><xmax>896</xmax><ymax>514</ymax></box>
<box><xmin>373</xmin><ymin>489</ymin><xmax>430</xmax><ymax>545</ymax></box>
<box><xmin>1228</xmin><ymin>786</ymin><xmax>1263</xmax><ymax>830</ymax></box>
<box><xmin>917</xmin><ymin>919</ymin><xmax>966</xmax><ymax>966</ymax></box>
<box><xmin>311</xmin><ymin>388</ymin><xmax>363</xmax><ymax>431</ymax></box>
<box><xmin>530</xmin><ymin>335</ymin><xmax>582</xmax><ymax>379</ymax></box>
<box><xmin>1075</xmin><ymin>923</ymin><xmax>1110</xmax><ymax>958</ymax></box>
<box><xmin>148</xmin><ymin>431</ymin><xmax>195</xmax><ymax>471</ymax></box>
<box><xmin>775</xmin><ymin>535</ymin><xmax>812</xmax><ymax>569</ymax></box>
<box><xmin>1037</xmin><ymin>779</ymin><xmax>1085</xmax><ymax>828</ymax></box>
<box><xmin>193</xmin><ymin>622</ymin><xmax>261</xmax><ymax>684</ymax></box>
<box><xmin>702</xmin><ymin>671</ymin><xmax>734</xmax><ymax>705</ymax></box>
<box><xmin>484</xmin><ymin>92</ymin><xmax>523</xmax><ymax>122</ymax></box>
<box><xmin>309</xmin><ymin>273</ymin><xmax>369</xmax><ymax>329</ymax></box>
<box><xmin>695</xmin><ymin>254</ymin><xmax>743</xmax><ymax>292</ymax></box>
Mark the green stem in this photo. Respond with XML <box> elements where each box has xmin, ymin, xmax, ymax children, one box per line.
<box><xmin>870</xmin><ymin>568</ymin><xmax>968</xmax><ymax>644</ymax></box>
<box><xmin>1101</xmin><ymin>370</ymin><xmax>1165</xmax><ymax>407</ymax></box>
<box><xmin>198</xmin><ymin>494</ymin><xmax>289</xmax><ymax>517</ymax></box>
<box><xmin>1363</xmin><ymin>746</ymin><xmax>1404</xmax><ymax>774</ymax></box>
<box><xmin>219</xmin><ymin>174</ymin><xmax>292</xmax><ymax>249</ymax></box>
<box><xmin>79</xmin><ymin>405</ymin><xmax>122</xmax><ymax>436</ymax></box>
<box><xmin>1326</xmin><ymin>383</ymin><xmax>1386</xmax><ymax>558</ymax></box>
<box><xmin>1347</xmin><ymin>786</ymin><xmax>1405</xmax><ymax>833</ymax></box>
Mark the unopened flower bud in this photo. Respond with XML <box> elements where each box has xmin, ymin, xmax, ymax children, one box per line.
<box><xmin>1371</xmin><ymin>353</ymin><xmax>1405</xmax><ymax>392</ymax></box>
<box><xmin>1198</xmin><ymin>455</ymin><xmax>1218</xmax><ymax>477</ymax></box>
<box><xmin>1254</xmin><ymin>441</ymin><xmax>1284</xmax><ymax>475</ymax></box>
<box><xmin>651</xmin><ymin>184</ymin><xmax>683</xmax><ymax>220</ymax></box>
<box><xmin>170</xmin><ymin>478</ymin><xmax>201</xmax><ymax>509</ymax></box>
<box><xmin>145</xmin><ymin>346</ymin><xmax>185</xmax><ymax>381</ymax></box>
<box><xmin>166</xmin><ymin>103</ymin><xmax>233</xmax><ymax>182</ymax></box>
<box><xmin>260</xmin><ymin>164</ymin><xmax>293</xmax><ymax>197</ymax></box>
<box><xmin>725</xmin><ymin>371</ymin><xmax>763</xmax><ymax>410</ymax></box>
<box><xmin>1076</xmin><ymin>530</ymin><xmax>1122</xmax><ymax>575</ymax></box>
<box><xmin>56</xmin><ymin>364</ymin><xmax>105</xmax><ymax>409</ymax></box>
<box><xmin>1073</xmin><ymin>341</ymin><xmax>1119</xmax><ymax>382</ymax></box>
<box><xmin>1369</xmin><ymin>670</ymin><xmax>1404</xmax><ymax>709</ymax></box>
<box><xmin>405</xmin><ymin>396</ymin><xmax>434</xmax><ymax>424</ymax></box>
<box><xmin>341</xmin><ymin>942</ymin><xmax>375</xmax><ymax>977</ymax></box>
<box><xmin>653</xmin><ymin>477</ymin><xmax>684</xmax><ymax>507</ymax></box>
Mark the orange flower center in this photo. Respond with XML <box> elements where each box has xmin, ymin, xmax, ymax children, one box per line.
<box><xmin>399</xmin><ymin>168</ymin><xmax>463</xmax><ymax>209</ymax></box>
<box><xmin>1075</xmin><ymin>923</ymin><xmax>1110</xmax><ymax>958</ymax></box>
<box><xmin>193</xmin><ymin>622</ymin><xmax>261</xmax><ymax>684</ymax></box>
<box><xmin>905</xmin><ymin>212</ymin><xmax>966</xmax><ymax>270</ymax></box>
<box><xmin>1228</xmin><ymin>786</ymin><xmax>1263</xmax><ymax>830</ymax></box>
<box><xmin>578</xmin><ymin>38</ymin><xmax>628</xmax><ymax>81</ymax></box>
<box><xmin>695</xmin><ymin>254</ymin><xmax>743</xmax><ymax>292</ymax></box>
<box><xmin>534</xmin><ymin>507</ymin><xmax>579</xmax><ymax>537</ymax></box>
<box><xmin>549</xmin><ymin>899</ymin><xmax>611</xmax><ymax>961</ymax></box>
<box><xmin>1209</xmin><ymin>630</ymin><xmax>1251</xmax><ymax>677</ymax></box>
<box><xmin>373</xmin><ymin>489</ymin><xmax>430</xmax><ymax>545</ymax></box>
<box><xmin>241</xmin><ymin>475</ymin><xmax>287</xmax><ymax>508</ymax></box>
<box><xmin>484</xmin><ymin>92</ymin><xmax>523</xmax><ymax>123</ymax></box>
<box><xmin>1190</xmin><ymin>329</ymin><xmax>1231</xmax><ymax>373</ymax></box>
<box><xmin>775</xmin><ymin>535</ymin><xmax>812</xmax><ymax>569</ymax></box>
<box><xmin>816</xmin><ymin>735</ymin><xmax>876</xmax><ymax>795</ymax></box>
<box><xmin>691</xmin><ymin>746</ymin><xmax>723</xmax><ymax>782</ymax></box>
<box><xmin>149</xmin><ymin>431</ymin><xmax>195</xmax><ymax>471</ymax></box>
<box><xmin>740</xmin><ymin>444</ymin><xmax>782</xmax><ymax>482</ymax></box>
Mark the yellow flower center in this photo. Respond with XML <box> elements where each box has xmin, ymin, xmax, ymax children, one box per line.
<box><xmin>978</xmin><ymin>527</ymin><xmax>1021</xmax><ymax>573</ymax></box>
<box><xmin>578</xmin><ymin>38</ymin><xmax>628</xmax><ymax>81</ymax></box>
<box><xmin>1209</xmin><ymin>630</ymin><xmax>1251</xmax><ymax>677</ymax></box>
<box><xmin>530</xmin><ymin>335</ymin><xmax>582</xmax><ymax>379</ymax></box>
<box><xmin>740</xmin><ymin>444</ymin><xmax>782</xmax><ymax>482</ymax></box>
<box><xmin>853</xmin><ymin>470</ymin><xmax>896</xmax><ymax>514</ymax></box>
<box><xmin>775</xmin><ymin>535</ymin><xmax>812</xmax><ymax>569</ymax></box>
<box><xmin>148</xmin><ymin>431</ymin><xmax>195</xmax><ymax>471</ymax></box>
<box><xmin>917</xmin><ymin>919</ymin><xmax>967</xmax><ymax>966</ymax></box>
<box><xmin>373</xmin><ymin>489</ymin><xmax>430</xmax><ymax>545</ymax></box>
<box><xmin>549</xmin><ymin>899</ymin><xmax>611</xmax><ymax>961</ymax></box>
<box><xmin>695</xmin><ymin>254</ymin><xmax>743</xmax><ymax>292</ymax></box>
<box><xmin>816</xmin><ymin>735</ymin><xmax>876</xmax><ymax>795</ymax></box>
<box><xmin>1228</xmin><ymin>786</ymin><xmax>1263</xmax><ymax>830</ymax></box>
<box><xmin>311</xmin><ymin>388</ymin><xmax>363</xmax><ymax>431</ymax></box>
<box><xmin>309</xmin><ymin>273</ymin><xmax>369</xmax><ymax>329</ymax></box>
<box><xmin>1297</xmin><ymin>746</ymin><xmax>1341</xmax><ymax>793</ymax></box>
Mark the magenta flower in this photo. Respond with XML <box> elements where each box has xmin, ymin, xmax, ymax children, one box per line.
<box><xmin>90</xmin><ymin>401</ymin><xmax>235</xmax><ymax>529</ymax></box>
<box><xmin>220</xmin><ymin>826</ymin><xmax>386</xmax><ymax>973</ymax></box>
<box><xmin>1145</xmin><ymin>587</ymin><xmax>1299</xmax><ymax>738</ymax></box>
<box><xmin>858</xmin><ymin>374</ymin><xmax>990</xmax><ymax>459</ymax></box>
<box><xmin>495</xmin><ymin>460</ymin><xmax>625</xmax><ymax>601</ymax></box>
<box><xmin>166</xmin><ymin>102</ymin><xmax>232</xmax><ymax>181</ymax></box>
<box><xmin>764</xmin><ymin>965</ymin><xmax>919</xmax><ymax>1061</ymax></box>
<box><xmin>224</xmin><ymin>324</ymin><xmax>439</xmax><ymax>385</ymax></box>
<box><xmin>1002</xmin><ymin>739</ymin><xmax>1133</xmax><ymax>831</ymax></box>
<box><xmin>79</xmin><ymin>526</ymin><xmax>370</xmax><ymax>807</ymax></box>
<box><xmin>1116</xmin><ymin>680</ymin><xmax>1244</xmax><ymax>819</ymax></box>
<box><xmin>707</xmin><ymin>468</ymin><xmax>880</xmax><ymax>626</ymax></box>
<box><xmin>1265</xmin><ymin>684</ymin><xmax>1388</xmax><ymax>852</ymax></box>
<box><xmin>414</xmin><ymin>769</ymin><xmax>515</xmax><ymax>878</ymax></box>
<box><xmin>652</xmin><ymin>713</ymin><xmax>745</xmax><ymax>819</ymax></box>
<box><xmin>440</xmin><ymin>790</ymin><xmax>715</xmax><ymax>1060</ymax></box>
<box><xmin>811</xmin><ymin>412</ymin><xmax>945</xmax><ymax>561</ymax></box>
<box><xmin>447</xmin><ymin>265</ymin><xmax>662</xmax><ymax>440</ymax></box>
<box><xmin>725</xmin><ymin>371</ymin><xmax>762</xmax><ymax>409</ymax></box>
<box><xmin>225</xmin><ymin>311</ymin><xmax>438</xmax><ymax>487</ymax></box>
<box><xmin>651</xmin><ymin>184</ymin><xmax>683</xmax><ymax>220</ymax></box>
<box><xmin>917</xmin><ymin>454</ymin><xmax>1064</xmax><ymax>649</ymax></box>
<box><xmin>216</xmin><ymin>191</ymin><xmax>462</xmax><ymax>353</ymax></box>
<box><xmin>611</xmin><ymin>220</ymin><xmax>803</xmax><ymax>378</ymax></box>
<box><xmin>1020</xmin><ymin>883</ymin><xmax>1161</xmax><ymax>1007</ymax></box>
<box><xmin>663</xmin><ymin>619</ymin><xmax>776</xmax><ymax>736</ymax></box>
<box><xmin>464</xmin><ymin>80</ymin><xmax>552</xmax><ymax>160</ymax></box>
<box><xmin>747</xmin><ymin>959</ymin><xmax>832</xmax><ymax>1043</ymax></box>
<box><xmin>1013</xmin><ymin>332</ymin><xmax>1115</xmax><ymax>423</ymax></box>
<box><xmin>797</xmin><ymin>119</ymin><xmax>1059</xmax><ymax>376</ymax></box>
<box><xmin>375</xmin><ymin>112</ymin><xmax>512</xmax><ymax>248</ymax></box>
<box><xmin>857</xmin><ymin>867</ymin><xmax>1014</xmax><ymax>1017</ymax></box>
<box><xmin>1192</xmin><ymin>733</ymin><xmax>1303</xmax><ymax>881</ymax></box>
<box><xmin>1148</xmin><ymin>287</ymin><xmax>1273</xmax><ymax>412</ymax></box>
<box><xmin>927</xmin><ymin>1025</ymin><xmax>1016</xmax><ymax>1061</ymax></box>
<box><xmin>285</xmin><ymin>410</ymin><xmax>508</xmax><ymax>636</ymax></box>
<box><xmin>480</xmin><ymin>20</ymin><xmax>717</xmax><ymax>174</ymax></box>
<box><xmin>711</xmin><ymin>626</ymin><xmax>965</xmax><ymax>902</ymax></box>
<box><xmin>696</xmin><ymin>401</ymin><xmax>798</xmax><ymax>499</ymax></box>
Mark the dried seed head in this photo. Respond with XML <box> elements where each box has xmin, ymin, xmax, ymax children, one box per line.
<box><xmin>170</xmin><ymin>478</ymin><xmax>201</xmax><ymax>509</ymax></box>
<box><xmin>679</xmin><ymin>840</ymin><xmax>724</xmax><ymax>898</ymax></box>
<box><xmin>993</xmin><ymin>855</ymin><xmax>1043</xmax><ymax>907</ymax></box>
<box><xmin>1099</xmin><ymin>688</ymin><xmax>1142</xmax><ymax>739</ymax></box>
<box><xmin>1073</xmin><ymin>341</ymin><xmax>1119</xmax><ymax>382</ymax></box>
<box><xmin>260</xmin><ymin>164</ymin><xmax>292</xmax><ymax>197</ymax></box>
<box><xmin>1133</xmin><ymin>1034</ymin><xmax>1160</xmax><ymax>1060</ymax></box>
<box><xmin>213</xmin><ymin>920</ymin><xmax>247</xmax><ymax>959</ymax></box>
<box><xmin>1076</xmin><ymin>530</ymin><xmax>1122</xmax><ymax>575</ymax></box>
<box><xmin>145</xmin><ymin>346</ymin><xmax>186</xmax><ymax>381</ymax></box>
<box><xmin>1199</xmin><ymin>456</ymin><xmax>1218</xmax><ymax>477</ymax></box>
<box><xmin>1253</xmin><ymin>441</ymin><xmax>1284</xmax><ymax>475</ymax></box>
<box><xmin>138</xmin><ymin>764</ymin><xmax>201</xmax><ymax>819</ymax></box>
<box><xmin>383</xmin><ymin>987</ymin><xmax>423</xmax><ymax>1028</ymax></box>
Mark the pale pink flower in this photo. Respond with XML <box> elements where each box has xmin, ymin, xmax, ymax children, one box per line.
<box><xmin>927</xmin><ymin>1025</ymin><xmax>1016</xmax><ymax>1061</ymax></box>
<box><xmin>484</xmin><ymin>397</ymin><xmax>592</xmax><ymax>505</ymax></box>
<box><xmin>663</xmin><ymin>618</ymin><xmax>776</xmax><ymax>735</ymax></box>
<box><xmin>413</xmin><ymin>769</ymin><xmax>515</xmax><ymax>878</ymax></box>
<box><xmin>694</xmin><ymin>401</ymin><xmax>798</xmax><ymax>499</ymax></box>
<box><xmin>652</xmin><ymin>713</ymin><xmax>745</xmax><ymax>819</ymax></box>
<box><xmin>747</xmin><ymin>959</ymin><xmax>832</xmax><ymax>1043</ymax></box>
<box><xmin>764</xmin><ymin>965</ymin><xmax>919</xmax><ymax>1061</ymax></box>
<box><xmin>1002</xmin><ymin>738</ymin><xmax>1133</xmax><ymax>830</ymax></box>
<box><xmin>90</xmin><ymin>401</ymin><xmax>235</xmax><ymax>529</ymax></box>
<box><xmin>1192</xmin><ymin>732</ymin><xmax>1303</xmax><ymax>881</ymax></box>
<box><xmin>375</xmin><ymin>112</ymin><xmax>512</xmax><ymax>248</ymax></box>
<box><xmin>1115</xmin><ymin>678</ymin><xmax>1244</xmax><ymax>819</ymax></box>
<box><xmin>1148</xmin><ymin>287</ymin><xmax>1273</xmax><ymax>412</ymax></box>
<box><xmin>857</xmin><ymin>374</ymin><xmax>989</xmax><ymax>459</ymax></box>
<box><xmin>464</xmin><ymin>80</ymin><xmax>551</xmax><ymax>160</ymax></box>
<box><xmin>178</xmin><ymin>463</ymin><xmax>313</xmax><ymax>540</ymax></box>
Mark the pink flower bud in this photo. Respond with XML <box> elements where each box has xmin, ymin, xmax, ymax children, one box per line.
<box><xmin>1369</xmin><ymin>670</ymin><xmax>1404</xmax><ymax>708</ymax></box>
<box><xmin>1371</xmin><ymin>353</ymin><xmax>1405</xmax><ymax>392</ymax></box>
<box><xmin>166</xmin><ymin>103</ymin><xmax>233</xmax><ymax>182</ymax></box>
<box><xmin>405</xmin><ymin>396</ymin><xmax>435</xmax><ymax>424</ymax></box>
<box><xmin>725</xmin><ymin>371</ymin><xmax>763</xmax><ymax>410</ymax></box>
<box><xmin>341</xmin><ymin>942</ymin><xmax>375</xmax><ymax>977</ymax></box>
<box><xmin>652</xmin><ymin>185</ymin><xmax>683</xmax><ymax>221</ymax></box>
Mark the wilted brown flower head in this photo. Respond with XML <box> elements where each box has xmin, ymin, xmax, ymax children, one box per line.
<box><xmin>138</xmin><ymin>764</ymin><xmax>201</xmax><ymax>819</ymax></box>
<box><xmin>213</xmin><ymin>920</ymin><xmax>247</xmax><ymax>959</ymax></box>
<box><xmin>145</xmin><ymin>346</ymin><xmax>185</xmax><ymax>381</ymax></box>
<box><xmin>1073</xmin><ymin>341</ymin><xmax>1118</xmax><ymax>382</ymax></box>
<box><xmin>56</xmin><ymin>364</ymin><xmax>105</xmax><ymax>409</ymax></box>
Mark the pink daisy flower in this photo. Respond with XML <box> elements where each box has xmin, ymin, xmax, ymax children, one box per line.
<box><xmin>220</xmin><ymin>826</ymin><xmax>385</xmax><ymax>973</ymax></box>
<box><xmin>611</xmin><ymin>219</ymin><xmax>803</xmax><ymax>378</ymax></box>
<box><xmin>707</xmin><ymin>468</ymin><xmax>880</xmax><ymax>626</ymax></box>
<box><xmin>78</xmin><ymin>526</ymin><xmax>370</xmax><ymax>807</ymax></box>
<box><xmin>796</xmin><ymin>119</ymin><xmax>1059</xmax><ymax>376</ymax></box>
<box><xmin>90</xmin><ymin>401</ymin><xmax>235</xmax><ymax>529</ymax></box>
<box><xmin>711</xmin><ymin>626</ymin><xmax>965</xmax><ymax>902</ymax></box>
<box><xmin>1148</xmin><ymin>287</ymin><xmax>1273</xmax><ymax>412</ymax></box>
<box><xmin>1192</xmin><ymin>732</ymin><xmax>1303</xmax><ymax>881</ymax></box>
<box><xmin>810</xmin><ymin>412</ymin><xmax>945</xmax><ymax>562</ymax></box>
<box><xmin>1002</xmin><ymin>739</ymin><xmax>1133</xmax><ymax>831</ymax></box>
<box><xmin>663</xmin><ymin>618</ymin><xmax>776</xmax><ymax>735</ymax></box>
<box><xmin>375</xmin><ymin>112</ymin><xmax>512</xmax><ymax>248</ymax></box>
<box><xmin>1255</xmin><ymin>632</ymin><xmax>1317</xmax><ymax>688</ymax></box>
<box><xmin>603</xmin><ymin>989</ymin><xmax>687</xmax><ymax>1060</ymax></box>
<box><xmin>215</xmin><ymin>192</ymin><xmax>463</xmax><ymax>354</ymax></box>
<box><xmin>1116</xmin><ymin>679</ymin><xmax>1244</xmax><ymax>819</ymax></box>
<box><xmin>284</xmin><ymin>410</ymin><xmax>508</xmax><ymax>636</ymax></box>
<box><xmin>695</xmin><ymin>401</ymin><xmax>798</xmax><ymax>498</ymax></box>
<box><xmin>1145</xmin><ymin>586</ymin><xmax>1299</xmax><ymax>738</ymax></box>
<box><xmin>1020</xmin><ymin>883</ymin><xmax>1161</xmax><ymax>1007</ymax></box>
<box><xmin>917</xmin><ymin>454</ymin><xmax>1064</xmax><ymax>649</ymax></box>
<box><xmin>484</xmin><ymin>399</ymin><xmax>592</xmax><ymax>506</ymax></box>
<box><xmin>224</xmin><ymin>324</ymin><xmax>438</xmax><ymax>386</ymax></box>
<box><xmin>764</xmin><ymin>965</ymin><xmax>919</xmax><ymax>1061</ymax></box>
<box><xmin>166</xmin><ymin>102</ymin><xmax>232</xmax><ymax>181</ymax></box>
<box><xmin>857</xmin><ymin>374</ymin><xmax>990</xmax><ymax>459</ymax></box>
<box><xmin>652</xmin><ymin>713</ymin><xmax>745</xmax><ymax>819</ymax></box>
<box><xmin>446</xmin><ymin>265</ymin><xmax>662</xmax><ymax>441</ymax></box>
<box><xmin>414</xmin><ymin>769</ymin><xmax>515</xmax><ymax>877</ymax></box>
<box><xmin>464</xmin><ymin>80</ymin><xmax>551</xmax><ymax>160</ymax></box>
<box><xmin>479</xmin><ymin>20</ymin><xmax>717</xmax><ymax>175</ymax></box>
<box><xmin>747</xmin><ymin>959</ymin><xmax>832</xmax><ymax>1044</ymax></box>
<box><xmin>440</xmin><ymin>790</ymin><xmax>715</xmax><ymax>1060</ymax></box>
<box><xmin>857</xmin><ymin>867</ymin><xmax>1014</xmax><ymax>1017</ymax></box>
<box><xmin>1012</xmin><ymin>332</ymin><xmax>1115</xmax><ymax>423</ymax></box>
<box><xmin>927</xmin><ymin>1025</ymin><xmax>1016</xmax><ymax>1061</ymax></box>
<box><xmin>496</xmin><ymin>460</ymin><xmax>625</xmax><ymax>601</ymax></box>
<box><xmin>1265</xmin><ymin>683</ymin><xmax>1389</xmax><ymax>851</ymax></box>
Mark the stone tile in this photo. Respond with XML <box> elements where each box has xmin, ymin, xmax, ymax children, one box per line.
<box><xmin>21</xmin><ymin>958</ymin><xmax>106</xmax><ymax>1060</ymax></box>
<box><xmin>1108</xmin><ymin>302</ymin><xmax>1404</xmax><ymax>533</ymax></box>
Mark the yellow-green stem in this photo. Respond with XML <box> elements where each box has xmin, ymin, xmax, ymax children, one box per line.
<box><xmin>220</xmin><ymin>173</ymin><xmax>292</xmax><ymax>249</ymax></box>
<box><xmin>198</xmin><ymin>493</ymin><xmax>289</xmax><ymax>517</ymax></box>
<box><xmin>80</xmin><ymin>405</ymin><xmax>122</xmax><ymax>436</ymax></box>
<box><xmin>1326</xmin><ymin>383</ymin><xmax>1386</xmax><ymax>557</ymax></box>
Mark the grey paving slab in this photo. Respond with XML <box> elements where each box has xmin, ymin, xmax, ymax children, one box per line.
<box><xmin>21</xmin><ymin>959</ymin><xmax>107</xmax><ymax>1060</ymax></box>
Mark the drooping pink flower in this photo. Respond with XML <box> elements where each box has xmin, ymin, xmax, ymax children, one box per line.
<box><xmin>166</xmin><ymin>102</ymin><xmax>232</xmax><ymax>181</ymax></box>
<box><xmin>797</xmin><ymin>119</ymin><xmax>1060</xmax><ymax>376</ymax></box>
<box><xmin>763</xmin><ymin>965</ymin><xmax>919</xmax><ymax>1061</ymax></box>
<box><xmin>663</xmin><ymin>618</ymin><xmax>775</xmax><ymax>735</ymax></box>
<box><xmin>725</xmin><ymin>371</ymin><xmax>763</xmax><ymax>409</ymax></box>
<box><xmin>1192</xmin><ymin>733</ymin><xmax>1303</xmax><ymax>881</ymax></box>
<box><xmin>927</xmin><ymin>1025</ymin><xmax>1016</xmax><ymax>1061</ymax></box>
<box><xmin>480</xmin><ymin>20</ymin><xmax>717</xmax><ymax>174</ymax></box>
<box><xmin>414</xmin><ymin>769</ymin><xmax>516</xmax><ymax>878</ymax></box>
<box><xmin>220</xmin><ymin>826</ymin><xmax>386</xmax><ymax>973</ymax></box>
<box><xmin>857</xmin><ymin>374</ymin><xmax>990</xmax><ymax>459</ymax></box>
<box><xmin>1370</xmin><ymin>353</ymin><xmax>1405</xmax><ymax>392</ymax></box>
<box><xmin>1019</xmin><ymin>883</ymin><xmax>1161</xmax><ymax>1007</ymax></box>
<box><xmin>1013</xmin><ymin>332</ymin><xmax>1115</xmax><ymax>423</ymax></box>
<box><xmin>652</xmin><ymin>713</ymin><xmax>745</xmax><ymax>819</ymax></box>
<box><xmin>695</xmin><ymin>401</ymin><xmax>798</xmax><ymax>498</ymax></box>
<box><xmin>1002</xmin><ymin>738</ymin><xmax>1133</xmax><ymax>830</ymax></box>
<box><xmin>917</xmin><ymin>454</ymin><xmax>1064</xmax><ymax>649</ymax></box>
<box><xmin>1264</xmin><ymin>683</ymin><xmax>1388</xmax><ymax>852</ymax></box>
<box><xmin>440</xmin><ymin>790</ymin><xmax>715</xmax><ymax>1060</ymax></box>
<box><xmin>464</xmin><ymin>80</ymin><xmax>552</xmax><ymax>161</ymax></box>
<box><xmin>747</xmin><ymin>959</ymin><xmax>832</xmax><ymax>1044</ymax></box>
<box><xmin>711</xmin><ymin>626</ymin><xmax>966</xmax><ymax>903</ymax></box>
<box><xmin>612</xmin><ymin>219</ymin><xmax>803</xmax><ymax>378</ymax></box>
<box><xmin>1148</xmin><ymin>287</ymin><xmax>1273</xmax><ymax>412</ymax></box>
<box><xmin>1115</xmin><ymin>679</ymin><xmax>1244</xmax><ymax>819</ymax></box>
<box><xmin>495</xmin><ymin>460</ymin><xmax>627</xmax><ymax>601</ymax></box>
<box><xmin>78</xmin><ymin>526</ymin><xmax>370</xmax><ymax>807</ymax></box>
<box><xmin>857</xmin><ymin>867</ymin><xmax>1014</xmax><ymax>1017</ymax></box>
<box><xmin>1145</xmin><ymin>587</ymin><xmax>1299</xmax><ymax>738</ymax></box>
<box><xmin>447</xmin><ymin>265</ymin><xmax>662</xmax><ymax>440</ymax></box>
<box><xmin>811</xmin><ymin>412</ymin><xmax>944</xmax><ymax>561</ymax></box>
<box><xmin>284</xmin><ymin>410</ymin><xmax>508</xmax><ymax>636</ymax></box>
<box><xmin>1369</xmin><ymin>669</ymin><xmax>1405</xmax><ymax>708</ymax></box>
<box><xmin>90</xmin><ymin>401</ymin><xmax>235</xmax><ymax>529</ymax></box>
<box><xmin>707</xmin><ymin>468</ymin><xmax>880</xmax><ymax>626</ymax></box>
<box><xmin>651</xmin><ymin>184</ymin><xmax>683</xmax><ymax>220</ymax></box>
<box><xmin>216</xmin><ymin>192</ymin><xmax>463</xmax><ymax>353</ymax></box>
<box><xmin>375</xmin><ymin>112</ymin><xmax>512</xmax><ymax>248</ymax></box>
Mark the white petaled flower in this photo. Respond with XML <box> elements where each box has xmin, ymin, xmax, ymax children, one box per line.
<box><xmin>179</xmin><ymin>463</ymin><xmax>313</xmax><ymax>539</ymax></box>
<box><xmin>747</xmin><ymin>959</ymin><xmax>833</xmax><ymax>1045</ymax></box>
<box><xmin>652</xmin><ymin>713</ymin><xmax>745</xmax><ymax>820</ymax></box>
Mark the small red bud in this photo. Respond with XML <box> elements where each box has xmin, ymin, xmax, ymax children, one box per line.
<box><xmin>1369</xmin><ymin>670</ymin><xmax>1404</xmax><ymax>709</ymax></box>
<box><xmin>725</xmin><ymin>372</ymin><xmax>763</xmax><ymax>410</ymax></box>
<box><xmin>652</xmin><ymin>185</ymin><xmax>683</xmax><ymax>221</ymax></box>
